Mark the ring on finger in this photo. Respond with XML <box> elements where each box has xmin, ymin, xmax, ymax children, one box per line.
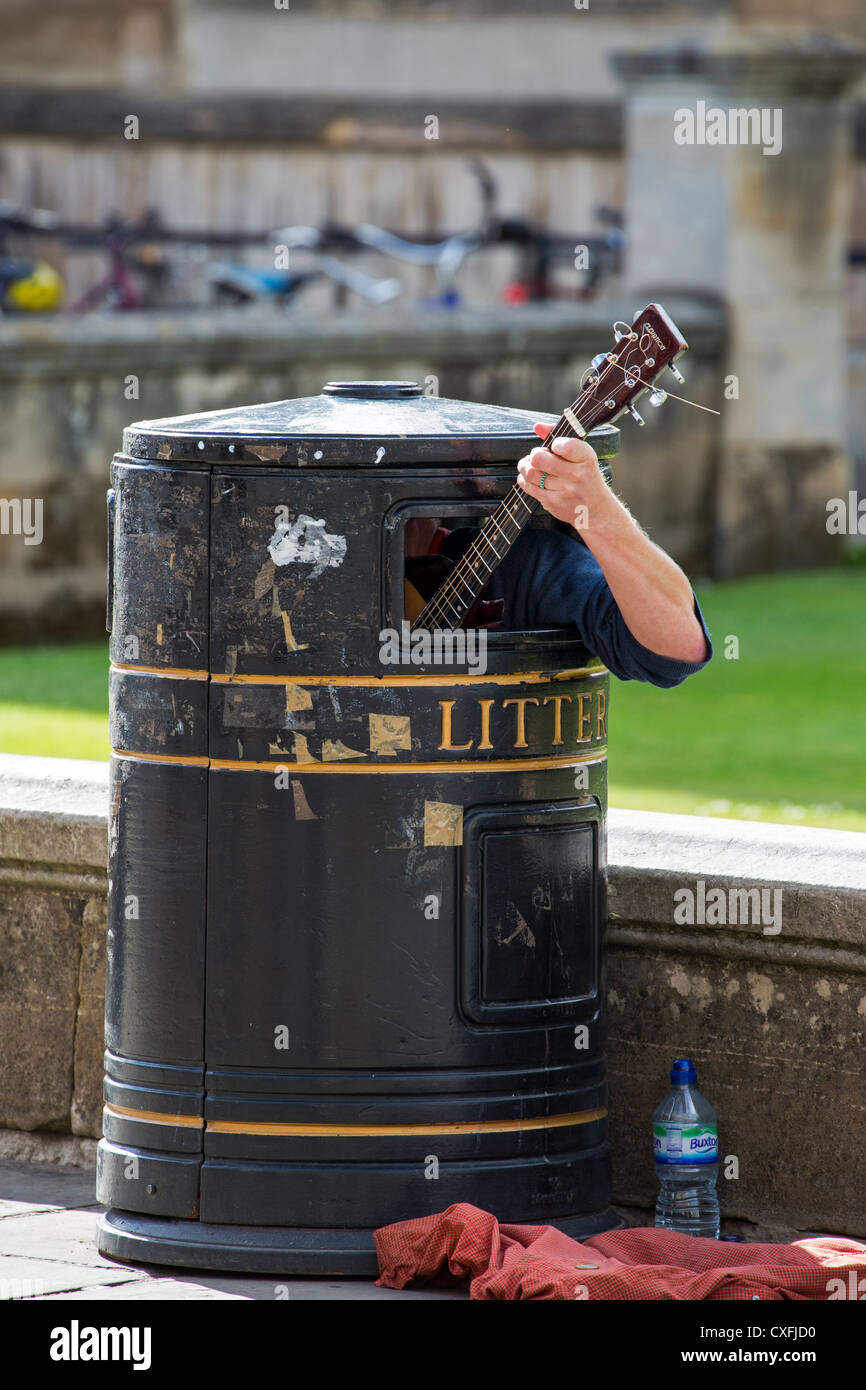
<box><xmin>539</xmin><ymin>472</ymin><xmax>549</xmax><ymax>491</ymax></box>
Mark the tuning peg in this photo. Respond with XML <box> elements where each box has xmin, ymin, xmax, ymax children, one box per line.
<box><xmin>628</xmin><ymin>403</ymin><xmax>645</xmax><ymax>426</ymax></box>
<box><xmin>668</xmin><ymin>363</ymin><xmax>685</xmax><ymax>384</ymax></box>
<box><xmin>591</xmin><ymin>352</ymin><xmax>608</xmax><ymax>370</ymax></box>
<box><xmin>648</xmin><ymin>389</ymin><xmax>667</xmax><ymax>407</ymax></box>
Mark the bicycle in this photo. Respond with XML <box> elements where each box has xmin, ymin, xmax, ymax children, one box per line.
<box><xmin>0</xmin><ymin>201</ymin><xmax>65</xmax><ymax>313</ymax></box>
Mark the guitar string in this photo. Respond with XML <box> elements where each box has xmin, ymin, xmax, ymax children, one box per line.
<box><xmin>415</xmin><ymin>344</ymin><xmax>637</xmax><ymax>629</ymax></box>
<box><xmin>415</xmin><ymin>352</ymin><xmax>628</xmax><ymax>628</ymax></box>
<box><xmin>416</xmin><ymin>397</ymin><xmax>613</xmax><ymax>628</ymax></box>
<box><xmin>421</xmin><ymin>339</ymin><xmax>648</xmax><ymax>618</ymax></box>
<box><xmin>440</xmin><ymin>329</ymin><xmax>667</xmax><ymax>604</ymax></box>
<box><xmin>417</xmin><ymin>326</ymin><xmax>667</xmax><ymax>629</ymax></box>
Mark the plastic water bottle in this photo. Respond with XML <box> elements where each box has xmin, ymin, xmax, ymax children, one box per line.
<box><xmin>653</xmin><ymin>1058</ymin><xmax>720</xmax><ymax>1238</ymax></box>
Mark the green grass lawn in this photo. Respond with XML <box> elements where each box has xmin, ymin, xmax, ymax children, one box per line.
<box><xmin>0</xmin><ymin>641</ymin><xmax>111</xmax><ymax>761</ymax></box>
<box><xmin>608</xmin><ymin>568</ymin><xmax>866</xmax><ymax>830</ymax></box>
<box><xmin>0</xmin><ymin>568</ymin><xmax>864</xmax><ymax>829</ymax></box>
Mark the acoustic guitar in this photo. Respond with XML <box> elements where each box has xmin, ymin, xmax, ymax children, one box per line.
<box><xmin>405</xmin><ymin>302</ymin><xmax>688</xmax><ymax>632</ymax></box>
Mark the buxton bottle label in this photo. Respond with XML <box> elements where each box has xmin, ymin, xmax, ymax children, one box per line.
<box><xmin>653</xmin><ymin>1123</ymin><xmax>718</xmax><ymax>1165</ymax></box>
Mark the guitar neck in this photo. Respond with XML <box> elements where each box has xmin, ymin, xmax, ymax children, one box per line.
<box><xmin>408</xmin><ymin>302</ymin><xmax>690</xmax><ymax>632</ymax></box>
<box><xmin>412</xmin><ymin>483</ymin><xmax>540</xmax><ymax>631</ymax></box>
<box><xmin>411</xmin><ymin>407</ymin><xmax>586</xmax><ymax>631</ymax></box>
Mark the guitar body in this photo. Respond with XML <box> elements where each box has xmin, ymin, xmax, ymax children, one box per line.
<box><xmin>404</xmin><ymin>579</ymin><xmax>427</xmax><ymax>625</ymax></box>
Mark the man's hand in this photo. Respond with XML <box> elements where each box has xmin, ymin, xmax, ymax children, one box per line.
<box><xmin>516</xmin><ymin>424</ymin><xmax>612</xmax><ymax>531</ymax></box>
<box><xmin>517</xmin><ymin>421</ymin><xmax>709</xmax><ymax>665</ymax></box>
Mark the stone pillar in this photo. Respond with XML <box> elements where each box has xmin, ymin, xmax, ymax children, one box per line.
<box><xmin>612</xmin><ymin>36</ymin><xmax>864</xmax><ymax>575</ymax></box>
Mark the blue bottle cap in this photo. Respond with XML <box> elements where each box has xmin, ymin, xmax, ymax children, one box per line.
<box><xmin>670</xmin><ymin>1057</ymin><xmax>697</xmax><ymax>1085</ymax></box>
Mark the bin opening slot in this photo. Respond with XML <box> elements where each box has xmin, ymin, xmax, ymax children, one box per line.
<box><xmin>395</xmin><ymin>503</ymin><xmax>574</xmax><ymax>632</ymax></box>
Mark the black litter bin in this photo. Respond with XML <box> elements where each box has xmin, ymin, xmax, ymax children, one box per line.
<box><xmin>96</xmin><ymin>381</ymin><xmax>624</xmax><ymax>1274</ymax></box>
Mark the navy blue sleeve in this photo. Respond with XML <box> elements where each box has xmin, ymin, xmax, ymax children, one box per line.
<box><xmin>440</xmin><ymin>525</ymin><xmax>713</xmax><ymax>689</ymax></box>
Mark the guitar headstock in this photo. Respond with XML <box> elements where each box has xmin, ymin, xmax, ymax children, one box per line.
<box><xmin>573</xmin><ymin>302</ymin><xmax>689</xmax><ymax>432</ymax></box>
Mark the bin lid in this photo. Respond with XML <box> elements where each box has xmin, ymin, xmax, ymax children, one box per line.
<box><xmin>122</xmin><ymin>380</ymin><xmax>620</xmax><ymax>467</ymax></box>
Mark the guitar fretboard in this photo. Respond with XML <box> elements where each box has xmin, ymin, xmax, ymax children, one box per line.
<box><xmin>411</xmin><ymin>404</ymin><xmax>591</xmax><ymax>632</ymax></box>
<box><xmin>407</xmin><ymin>307</ymin><xmax>687</xmax><ymax>632</ymax></box>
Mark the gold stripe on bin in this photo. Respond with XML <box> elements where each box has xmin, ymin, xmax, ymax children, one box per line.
<box><xmin>103</xmin><ymin>1104</ymin><xmax>606</xmax><ymax>1137</ymax></box>
<box><xmin>111</xmin><ymin>663</ymin><xmax>209</xmax><ymax>680</ymax></box>
<box><xmin>209</xmin><ymin>752</ymin><xmax>606</xmax><ymax>774</ymax></box>
<box><xmin>112</xmin><ymin>750</ymin><xmax>211</xmax><ymax>768</ymax></box>
<box><xmin>111</xmin><ymin>749</ymin><xmax>607</xmax><ymax>773</ymax></box>
<box><xmin>207</xmin><ymin>1108</ymin><xmax>606</xmax><ymax>1137</ymax></box>
<box><xmin>210</xmin><ymin>668</ymin><xmax>606</xmax><ymax>688</ymax></box>
<box><xmin>104</xmin><ymin>1103</ymin><xmax>204</xmax><ymax>1129</ymax></box>
<box><xmin>111</xmin><ymin>663</ymin><xmax>607</xmax><ymax>688</ymax></box>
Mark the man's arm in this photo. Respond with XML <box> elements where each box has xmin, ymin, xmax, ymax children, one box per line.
<box><xmin>516</xmin><ymin>424</ymin><xmax>709</xmax><ymax>664</ymax></box>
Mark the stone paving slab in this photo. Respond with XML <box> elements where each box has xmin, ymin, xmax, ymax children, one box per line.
<box><xmin>0</xmin><ymin>1253</ymin><xmax>144</xmax><ymax>1298</ymax></box>
<box><xmin>42</xmin><ymin>1278</ymin><xmax>252</xmax><ymax>1301</ymax></box>
<box><xmin>42</xmin><ymin>1275</ymin><xmax>464</xmax><ymax>1301</ymax></box>
<box><xmin>0</xmin><ymin>1160</ymin><xmax>97</xmax><ymax>1217</ymax></box>
<box><xmin>0</xmin><ymin>1161</ymin><xmax>466</xmax><ymax>1301</ymax></box>
<box><xmin>0</xmin><ymin>1209</ymin><xmax>123</xmax><ymax>1269</ymax></box>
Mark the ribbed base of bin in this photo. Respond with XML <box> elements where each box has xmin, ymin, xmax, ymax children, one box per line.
<box><xmin>96</xmin><ymin>1206</ymin><xmax>628</xmax><ymax>1278</ymax></box>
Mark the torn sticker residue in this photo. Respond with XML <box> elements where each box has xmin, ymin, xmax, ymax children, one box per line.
<box><xmin>369</xmin><ymin>713</ymin><xmax>411</xmax><ymax>756</ymax></box>
<box><xmin>284</xmin><ymin>684</ymin><xmax>313</xmax><ymax>713</ymax></box>
<box><xmin>497</xmin><ymin>904</ymin><xmax>537</xmax><ymax>950</ymax></box>
<box><xmin>424</xmin><ymin>800</ymin><xmax>463</xmax><ymax>847</ymax></box>
<box><xmin>281</xmin><ymin>611</ymin><xmax>309</xmax><ymax>652</ymax></box>
<box><xmin>293</xmin><ymin>733</ymin><xmax>318</xmax><ymax>762</ymax></box>
<box><xmin>291</xmin><ymin>780</ymin><xmax>318</xmax><ymax>820</ymax></box>
<box><xmin>254</xmin><ymin>556</ymin><xmax>276</xmax><ymax>599</ymax></box>
<box><xmin>384</xmin><ymin>814</ymin><xmax>421</xmax><ymax>851</ymax></box>
<box><xmin>248</xmin><ymin>444</ymin><xmax>288</xmax><ymax>463</ymax></box>
<box><xmin>321</xmin><ymin>739</ymin><xmax>366</xmax><ymax>761</ymax></box>
<box><xmin>222</xmin><ymin>691</ymin><xmax>244</xmax><ymax>727</ymax></box>
<box><xmin>268</xmin><ymin>514</ymin><xmax>347</xmax><ymax>579</ymax></box>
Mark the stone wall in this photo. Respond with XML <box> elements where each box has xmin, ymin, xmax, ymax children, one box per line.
<box><xmin>607</xmin><ymin>811</ymin><xmax>866</xmax><ymax>1238</ymax></box>
<box><xmin>1</xmin><ymin>751</ymin><xmax>863</xmax><ymax>1235</ymax></box>
<box><xmin>0</xmin><ymin>755</ymin><xmax>108</xmax><ymax>1141</ymax></box>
